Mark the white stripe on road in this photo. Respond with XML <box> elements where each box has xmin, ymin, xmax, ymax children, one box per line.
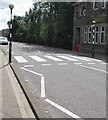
<box><xmin>101</xmin><ymin>62</ymin><xmax>107</xmax><ymax>65</ymax></box>
<box><xmin>21</xmin><ymin>67</ymin><xmax>42</xmax><ymax>77</ymax></box>
<box><xmin>79</xmin><ymin>64</ymin><xmax>108</xmax><ymax>74</ymax></box>
<box><xmin>41</xmin><ymin>76</ymin><xmax>45</xmax><ymax>98</ymax></box>
<box><xmin>24</xmin><ymin>65</ymin><xmax>34</xmax><ymax>68</ymax></box>
<box><xmin>58</xmin><ymin>56</ymin><xmax>78</xmax><ymax>61</ymax></box>
<box><xmin>45</xmin><ymin>99</ymin><xmax>81</xmax><ymax>119</ymax></box>
<box><xmin>45</xmin><ymin>56</ymin><xmax>63</xmax><ymax>61</ymax></box>
<box><xmin>30</xmin><ymin>56</ymin><xmax>46</xmax><ymax>62</ymax></box>
<box><xmin>21</xmin><ymin>67</ymin><xmax>46</xmax><ymax>98</ymax></box>
<box><xmin>68</xmin><ymin>55</ymin><xmax>92</xmax><ymax>62</ymax></box>
<box><xmin>14</xmin><ymin>56</ymin><xmax>28</xmax><ymax>63</ymax></box>
<box><xmin>83</xmin><ymin>57</ymin><xmax>102</xmax><ymax>62</ymax></box>
<box><xmin>42</xmin><ymin>64</ymin><xmax>51</xmax><ymax>66</ymax></box>
<box><xmin>58</xmin><ymin>63</ymin><xmax>67</xmax><ymax>65</ymax></box>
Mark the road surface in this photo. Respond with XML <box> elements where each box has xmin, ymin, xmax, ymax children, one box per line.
<box><xmin>2</xmin><ymin>42</ymin><xmax>106</xmax><ymax>119</ymax></box>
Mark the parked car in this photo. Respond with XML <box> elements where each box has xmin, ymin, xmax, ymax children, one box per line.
<box><xmin>0</xmin><ymin>36</ymin><xmax>8</xmax><ymax>45</ymax></box>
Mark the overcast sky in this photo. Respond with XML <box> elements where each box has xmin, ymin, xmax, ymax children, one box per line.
<box><xmin>0</xmin><ymin>0</ymin><xmax>33</xmax><ymax>30</ymax></box>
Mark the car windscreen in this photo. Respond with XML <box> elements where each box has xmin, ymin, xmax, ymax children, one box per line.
<box><xmin>0</xmin><ymin>38</ymin><xmax>7</xmax><ymax>41</ymax></box>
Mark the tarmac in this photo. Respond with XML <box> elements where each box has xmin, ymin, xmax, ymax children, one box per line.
<box><xmin>0</xmin><ymin>48</ymin><xmax>36</xmax><ymax>119</ymax></box>
<box><xmin>0</xmin><ymin>45</ymin><xmax>107</xmax><ymax>120</ymax></box>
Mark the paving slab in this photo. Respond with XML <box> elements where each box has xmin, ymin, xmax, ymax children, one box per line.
<box><xmin>0</xmin><ymin>48</ymin><xmax>36</xmax><ymax>119</ymax></box>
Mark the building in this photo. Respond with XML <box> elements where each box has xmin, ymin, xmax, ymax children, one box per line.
<box><xmin>0</xmin><ymin>29</ymin><xmax>9</xmax><ymax>38</ymax></box>
<box><xmin>73</xmin><ymin>1</ymin><xmax>107</xmax><ymax>56</ymax></box>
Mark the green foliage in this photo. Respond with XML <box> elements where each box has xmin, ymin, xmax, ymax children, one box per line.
<box><xmin>11</xmin><ymin>2</ymin><xmax>75</xmax><ymax>50</ymax></box>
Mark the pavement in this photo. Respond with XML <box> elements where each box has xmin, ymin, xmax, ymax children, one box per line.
<box><xmin>0</xmin><ymin>48</ymin><xmax>36</xmax><ymax>119</ymax></box>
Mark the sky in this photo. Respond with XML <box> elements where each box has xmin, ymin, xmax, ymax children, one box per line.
<box><xmin>0</xmin><ymin>0</ymin><xmax>106</xmax><ymax>30</ymax></box>
<box><xmin>0</xmin><ymin>0</ymin><xmax>33</xmax><ymax>30</ymax></box>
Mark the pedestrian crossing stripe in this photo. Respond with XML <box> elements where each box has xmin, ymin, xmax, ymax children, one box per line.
<box><xmin>67</xmin><ymin>55</ymin><xmax>92</xmax><ymax>61</ymax></box>
<box><xmin>14</xmin><ymin>56</ymin><xmax>28</xmax><ymax>63</ymax></box>
<box><xmin>45</xmin><ymin>55</ymin><xmax>63</xmax><ymax>61</ymax></box>
<box><xmin>14</xmin><ymin>55</ymin><xmax>105</xmax><ymax>64</ymax></box>
<box><xmin>30</xmin><ymin>56</ymin><xmax>46</xmax><ymax>62</ymax></box>
<box><xmin>57</xmin><ymin>55</ymin><xmax>78</xmax><ymax>61</ymax></box>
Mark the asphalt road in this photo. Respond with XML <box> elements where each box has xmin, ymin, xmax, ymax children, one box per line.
<box><xmin>2</xmin><ymin>42</ymin><xmax>107</xmax><ymax>119</ymax></box>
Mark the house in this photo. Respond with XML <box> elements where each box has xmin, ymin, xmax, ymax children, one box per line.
<box><xmin>73</xmin><ymin>0</ymin><xmax>107</xmax><ymax>56</ymax></box>
<box><xmin>0</xmin><ymin>29</ymin><xmax>9</xmax><ymax>38</ymax></box>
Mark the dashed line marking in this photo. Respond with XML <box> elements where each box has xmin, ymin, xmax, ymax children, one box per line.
<box><xmin>58</xmin><ymin>63</ymin><xmax>67</xmax><ymax>65</ymax></box>
<box><xmin>24</xmin><ymin>65</ymin><xmax>34</xmax><ymax>67</ymax></box>
<box><xmin>42</xmin><ymin>64</ymin><xmax>51</xmax><ymax>66</ymax></box>
<box><xmin>45</xmin><ymin>99</ymin><xmax>81</xmax><ymax>119</ymax></box>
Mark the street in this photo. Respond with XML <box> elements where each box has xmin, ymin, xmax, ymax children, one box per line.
<box><xmin>2</xmin><ymin>42</ymin><xmax>106</xmax><ymax>119</ymax></box>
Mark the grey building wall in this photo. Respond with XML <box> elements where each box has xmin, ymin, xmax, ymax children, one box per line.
<box><xmin>0</xmin><ymin>30</ymin><xmax>2</xmax><ymax>36</ymax></box>
<box><xmin>73</xmin><ymin>1</ymin><xmax>107</xmax><ymax>55</ymax></box>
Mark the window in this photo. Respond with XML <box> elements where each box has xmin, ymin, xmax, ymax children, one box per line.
<box><xmin>83</xmin><ymin>25</ymin><xmax>106</xmax><ymax>45</ymax></box>
<box><xmin>88</xmin><ymin>27</ymin><xmax>92</xmax><ymax>43</ymax></box>
<box><xmin>101</xmin><ymin>0</ymin><xmax>106</xmax><ymax>9</ymax></box>
<box><xmin>80</xmin><ymin>6</ymin><xmax>86</xmax><ymax>16</ymax></box>
<box><xmin>95</xmin><ymin>26</ymin><xmax>99</xmax><ymax>44</ymax></box>
<box><xmin>84</xmin><ymin>27</ymin><xmax>87</xmax><ymax>43</ymax></box>
<box><xmin>100</xmin><ymin>26</ymin><xmax>106</xmax><ymax>44</ymax></box>
<box><xmin>93</xmin><ymin>1</ymin><xmax>99</xmax><ymax>10</ymax></box>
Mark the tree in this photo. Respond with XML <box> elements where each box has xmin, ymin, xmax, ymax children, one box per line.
<box><xmin>11</xmin><ymin>2</ymin><xmax>75</xmax><ymax>50</ymax></box>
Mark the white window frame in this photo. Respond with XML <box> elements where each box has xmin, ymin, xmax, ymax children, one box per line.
<box><xmin>88</xmin><ymin>27</ymin><xmax>92</xmax><ymax>43</ymax></box>
<box><xmin>80</xmin><ymin>5</ymin><xmax>86</xmax><ymax>17</ymax></box>
<box><xmin>95</xmin><ymin>26</ymin><xmax>99</xmax><ymax>44</ymax></box>
<box><xmin>101</xmin><ymin>0</ymin><xmax>106</xmax><ymax>9</ymax></box>
<box><xmin>93</xmin><ymin>1</ymin><xmax>99</xmax><ymax>10</ymax></box>
<box><xmin>100</xmin><ymin>26</ymin><xmax>106</xmax><ymax>44</ymax></box>
<box><xmin>83</xmin><ymin>27</ymin><xmax>87</xmax><ymax>43</ymax></box>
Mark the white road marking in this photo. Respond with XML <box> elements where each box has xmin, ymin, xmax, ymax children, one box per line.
<box><xmin>87</xmin><ymin>63</ymin><xmax>96</xmax><ymax>65</ymax></box>
<box><xmin>74</xmin><ymin>63</ymin><xmax>82</xmax><ymax>65</ymax></box>
<box><xmin>83</xmin><ymin>57</ymin><xmax>102</xmax><ymax>62</ymax></box>
<box><xmin>58</xmin><ymin>56</ymin><xmax>78</xmax><ymax>61</ymax></box>
<box><xmin>30</xmin><ymin>56</ymin><xmax>46</xmax><ymax>62</ymax></box>
<box><xmin>58</xmin><ymin>63</ymin><xmax>67</xmax><ymax>65</ymax></box>
<box><xmin>21</xmin><ymin>67</ymin><xmax>46</xmax><ymax>98</ymax></box>
<box><xmin>79</xmin><ymin>64</ymin><xmax>108</xmax><ymax>74</ymax></box>
<box><xmin>24</xmin><ymin>65</ymin><xmax>34</xmax><ymax>67</ymax></box>
<box><xmin>14</xmin><ymin>56</ymin><xmax>28</xmax><ymax>63</ymax></box>
<box><xmin>101</xmin><ymin>62</ymin><xmax>107</xmax><ymax>65</ymax></box>
<box><xmin>45</xmin><ymin>55</ymin><xmax>63</xmax><ymax>61</ymax></box>
<box><xmin>41</xmin><ymin>76</ymin><xmax>45</xmax><ymax>98</ymax></box>
<box><xmin>45</xmin><ymin>99</ymin><xmax>81</xmax><ymax>119</ymax></box>
<box><xmin>21</xmin><ymin>67</ymin><xmax>42</xmax><ymax>77</ymax></box>
<box><xmin>68</xmin><ymin>55</ymin><xmax>92</xmax><ymax>62</ymax></box>
<box><xmin>42</xmin><ymin>64</ymin><xmax>51</xmax><ymax>66</ymax></box>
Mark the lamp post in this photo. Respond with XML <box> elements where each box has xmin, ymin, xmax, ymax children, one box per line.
<box><xmin>9</xmin><ymin>4</ymin><xmax>14</xmax><ymax>63</ymax></box>
<box><xmin>91</xmin><ymin>20</ymin><xmax>96</xmax><ymax>58</ymax></box>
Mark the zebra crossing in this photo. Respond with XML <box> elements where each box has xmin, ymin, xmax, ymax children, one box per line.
<box><xmin>13</xmin><ymin>54</ymin><xmax>105</xmax><ymax>65</ymax></box>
